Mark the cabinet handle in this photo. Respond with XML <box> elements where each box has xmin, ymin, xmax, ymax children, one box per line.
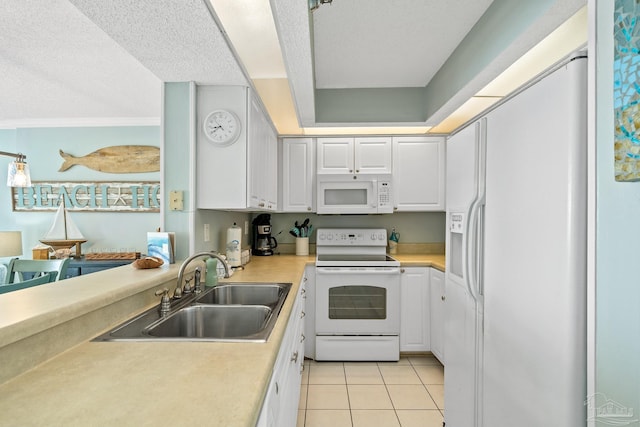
<box><xmin>356</xmin><ymin>169</ymin><xmax>360</xmax><ymax>173</ymax></box>
<box><xmin>307</xmin><ymin>207</ymin><xmax>312</xmax><ymax>211</ymax></box>
<box><xmin>291</xmin><ymin>351</ymin><xmax>299</xmax><ymax>363</ymax></box>
<box><xmin>258</xmin><ymin>202</ymin><xmax>265</xmax><ymax>207</ymax></box>
<box><xmin>275</xmin><ymin>381</ymin><xmax>279</xmax><ymax>395</ymax></box>
<box><xmin>301</xmin><ymin>333</ymin><xmax>306</xmax><ymax>342</ymax></box>
<box><xmin>400</xmin><ymin>268</ymin><xmax>405</xmax><ymax>273</ymax></box>
<box><xmin>300</xmin><ymin>311</ymin><xmax>306</xmax><ymax>318</ymax></box>
<box><xmin>441</xmin><ymin>295</ymin><xmax>446</xmax><ymax>301</ymax></box>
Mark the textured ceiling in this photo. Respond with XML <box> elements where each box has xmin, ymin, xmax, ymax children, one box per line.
<box><xmin>0</xmin><ymin>0</ymin><xmax>161</xmax><ymax>127</ymax></box>
<box><xmin>68</xmin><ymin>0</ymin><xmax>249</xmax><ymax>86</ymax></box>
<box><xmin>312</xmin><ymin>0</ymin><xmax>494</xmax><ymax>89</ymax></box>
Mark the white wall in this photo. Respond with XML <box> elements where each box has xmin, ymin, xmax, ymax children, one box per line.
<box><xmin>593</xmin><ymin>0</ymin><xmax>640</xmax><ymax>420</ymax></box>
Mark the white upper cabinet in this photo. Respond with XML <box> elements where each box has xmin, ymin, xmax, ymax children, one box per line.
<box><xmin>317</xmin><ymin>137</ymin><xmax>392</xmax><ymax>174</ymax></box>
<box><xmin>197</xmin><ymin>86</ymin><xmax>277</xmax><ymax>211</ymax></box>
<box><xmin>248</xmin><ymin>95</ymin><xmax>278</xmax><ymax>211</ymax></box>
<box><xmin>280</xmin><ymin>137</ymin><xmax>315</xmax><ymax>212</ymax></box>
<box><xmin>392</xmin><ymin>136</ymin><xmax>445</xmax><ymax>211</ymax></box>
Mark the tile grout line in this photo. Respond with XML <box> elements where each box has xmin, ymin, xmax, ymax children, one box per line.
<box><xmin>342</xmin><ymin>362</ymin><xmax>355</xmax><ymax>427</ymax></box>
<box><xmin>375</xmin><ymin>361</ymin><xmax>405</xmax><ymax>427</ymax></box>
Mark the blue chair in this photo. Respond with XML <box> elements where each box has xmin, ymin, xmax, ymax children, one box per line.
<box><xmin>0</xmin><ymin>272</ymin><xmax>57</xmax><ymax>294</ymax></box>
<box><xmin>4</xmin><ymin>259</ymin><xmax>70</xmax><ymax>284</ymax></box>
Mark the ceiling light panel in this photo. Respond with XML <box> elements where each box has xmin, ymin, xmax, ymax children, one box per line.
<box><xmin>209</xmin><ymin>0</ymin><xmax>287</xmax><ymax>79</ymax></box>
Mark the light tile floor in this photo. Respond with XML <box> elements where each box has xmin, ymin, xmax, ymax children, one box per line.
<box><xmin>298</xmin><ymin>354</ymin><xmax>444</xmax><ymax>427</ymax></box>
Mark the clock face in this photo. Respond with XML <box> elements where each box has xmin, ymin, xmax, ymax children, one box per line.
<box><xmin>203</xmin><ymin>110</ymin><xmax>241</xmax><ymax>146</ymax></box>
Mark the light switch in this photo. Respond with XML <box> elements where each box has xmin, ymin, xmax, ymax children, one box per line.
<box><xmin>169</xmin><ymin>190</ymin><xmax>184</xmax><ymax>211</ymax></box>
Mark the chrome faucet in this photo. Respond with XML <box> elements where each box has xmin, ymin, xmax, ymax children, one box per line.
<box><xmin>174</xmin><ymin>252</ymin><xmax>231</xmax><ymax>299</ymax></box>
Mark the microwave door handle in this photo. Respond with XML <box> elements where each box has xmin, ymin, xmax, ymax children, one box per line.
<box><xmin>371</xmin><ymin>178</ymin><xmax>378</xmax><ymax>208</ymax></box>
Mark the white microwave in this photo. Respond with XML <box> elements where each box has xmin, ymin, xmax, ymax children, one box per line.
<box><xmin>316</xmin><ymin>174</ymin><xmax>393</xmax><ymax>214</ymax></box>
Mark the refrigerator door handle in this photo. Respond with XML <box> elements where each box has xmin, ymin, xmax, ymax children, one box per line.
<box><xmin>475</xmin><ymin>118</ymin><xmax>487</xmax><ymax>298</ymax></box>
<box><xmin>466</xmin><ymin>198</ymin><xmax>481</xmax><ymax>301</ymax></box>
<box><xmin>464</xmin><ymin>121</ymin><xmax>482</xmax><ymax>302</ymax></box>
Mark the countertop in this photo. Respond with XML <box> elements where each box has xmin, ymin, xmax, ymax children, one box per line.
<box><xmin>0</xmin><ymin>253</ymin><xmax>443</xmax><ymax>426</ymax></box>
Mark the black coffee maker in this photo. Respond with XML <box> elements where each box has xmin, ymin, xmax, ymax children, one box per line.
<box><xmin>252</xmin><ymin>214</ymin><xmax>278</xmax><ymax>256</ymax></box>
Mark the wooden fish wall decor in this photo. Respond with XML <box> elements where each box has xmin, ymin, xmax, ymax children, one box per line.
<box><xmin>58</xmin><ymin>145</ymin><xmax>160</xmax><ymax>173</ymax></box>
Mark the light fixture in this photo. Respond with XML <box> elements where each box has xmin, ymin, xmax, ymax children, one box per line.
<box><xmin>309</xmin><ymin>0</ymin><xmax>332</xmax><ymax>12</ymax></box>
<box><xmin>1</xmin><ymin>151</ymin><xmax>31</xmax><ymax>187</ymax></box>
<box><xmin>0</xmin><ymin>231</ymin><xmax>23</xmax><ymax>258</ymax></box>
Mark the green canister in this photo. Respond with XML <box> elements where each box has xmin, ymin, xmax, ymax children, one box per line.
<box><xmin>205</xmin><ymin>258</ymin><xmax>218</xmax><ymax>287</ymax></box>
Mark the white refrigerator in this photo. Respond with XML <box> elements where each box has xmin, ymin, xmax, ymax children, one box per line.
<box><xmin>444</xmin><ymin>53</ymin><xmax>587</xmax><ymax>427</ymax></box>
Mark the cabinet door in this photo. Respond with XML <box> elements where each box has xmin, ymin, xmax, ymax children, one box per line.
<box><xmin>430</xmin><ymin>268</ymin><xmax>445</xmax><ymax>363</ymax></box>
<box><xmin>317</xmin><ymin>138</ymin><xmax>354</xmax><ymax>174</ymax></box>
<box><xmin>196</xmin><ymin>85</ymin><xmax>248</xmax><ymax>209</ymax></box>
<box><xmin>393</xmin><ymin>136</ymin><xmax>445</xmax><ymax>211</ymax></box>
<box><xmin>248</xmin><ymin>95</ymin><xmax>264</xmax><ymax>209</ymax></box>
<box><xmin>248</xmin><ymin>94</ymin><xmax>277</xmax><ymax>211</ymax></box>
<box><xmin>354</xmin><ymin>137</ymin><xmax>392</xmax><ymax>174</ymax></box>
<box><xmin>265</xmin><ymin>123</ymin><xmax>278</xmax><ymax>210</ymax></box>
<box><xmin>282</xmin><ymin>138</ymin><xmax>315</xmax><ymax>212</ymax></box>
<box><xmin>400</xmin><ymin>267</ymin><xmax>430</xmax><ymax>352</ymax></box>
<box><xmin>303</xmin><ymin>265</ymin><xmax>315</xmax><ymax>358</ymax></box>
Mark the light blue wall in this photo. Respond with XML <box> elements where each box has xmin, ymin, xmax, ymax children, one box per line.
<box><xmin>595</xmin><ymin>0</ymin><xmax>640</xmax><ymax>418</ymax></box>
<box><xmin>163</xmin><ymin>82</ymin><xmax>194</xmax><ymax>259</ymax></box>
<box><xmin>0</xmin><ymin>126</ymin><xmax>160</xmax><ymax>258</ymax></box>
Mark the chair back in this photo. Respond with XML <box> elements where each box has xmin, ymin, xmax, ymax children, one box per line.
<box><xmin>5</xmin><ymin>258</ymin><xmax>70</xmax><ymax>284</ymax></box>
<box><xmin>0</xmin><ymin>272</ymin><xmax>57</xmax><ymax>294</ymax></box>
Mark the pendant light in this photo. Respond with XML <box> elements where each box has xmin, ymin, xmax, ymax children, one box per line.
<box><xmin>1</xmin><ymin>151</ymin><xmax>32</xmax><ymax>187</ymax></box>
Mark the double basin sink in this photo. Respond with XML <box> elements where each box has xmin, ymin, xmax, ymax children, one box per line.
<box><xmin>93</xmin><ymin>282</ymin><xmax>292</xmax><ymax>343</ymax></box>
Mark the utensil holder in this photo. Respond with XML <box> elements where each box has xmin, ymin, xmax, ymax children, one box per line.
<box><xmin>295</xmin><ymin>237</ymin><xmax>309</xmax><ymax>256</ymax></box>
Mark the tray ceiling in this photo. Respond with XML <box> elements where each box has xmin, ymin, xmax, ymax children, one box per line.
<box><xmin>0</xmin><ymin>0</ymin><xmax>586</xmax><ymax>133</ymax></box>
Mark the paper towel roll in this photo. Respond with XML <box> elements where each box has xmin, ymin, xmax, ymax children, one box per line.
<box><xmin>226</xmin><ymin>223</ymin><xmax>242</xmax><ymax>267</ymax></box>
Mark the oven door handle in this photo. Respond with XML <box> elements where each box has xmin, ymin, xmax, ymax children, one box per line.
<box><xmin>316</xmin><ymin>268</ymin><xmax>400</xmax><ymax>275</ymax></box>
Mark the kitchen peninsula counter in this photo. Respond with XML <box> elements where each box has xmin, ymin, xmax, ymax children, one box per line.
<box><xmin>0</xmin><ymin>253</ymin><xmax>443</xmax><ymax>426</ymax></box>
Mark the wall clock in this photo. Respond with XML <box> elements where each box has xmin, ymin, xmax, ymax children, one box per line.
<box><xmin>203</xmin><ymin>110</ymin><xmax>241</xmax><ymax>146</ymax></box>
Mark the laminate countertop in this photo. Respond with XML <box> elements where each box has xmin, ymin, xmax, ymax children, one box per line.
<box><xmin>0</xmin><ymin>253</ymin><xmax>444</xmax><ymax>426</ymax></box>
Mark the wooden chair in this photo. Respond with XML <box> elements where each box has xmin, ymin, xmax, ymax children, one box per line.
<box><xmin>0</xmin><ymin>272</ymin><xmax>57</xmax><ymax>294</ymax></box>
<box><xmin>4</xmin><ymin>259</ymin><xmax>70</xmax><ymax>284</ymax></box>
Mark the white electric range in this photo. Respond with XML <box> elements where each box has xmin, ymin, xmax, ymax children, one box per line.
<box><xmin>314</xmin><ymin>228</ymin><xmax>401</xmax><ymax>361</ymax></box>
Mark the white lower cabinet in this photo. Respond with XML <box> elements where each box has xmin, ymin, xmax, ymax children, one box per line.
<box><xmin>257</xmin><ymin>275</ymin><xmax>306</xmax><ymax>427</ymax></box>
<box><xmin>429</xmin><ymin>268</ymin><xmax>445</xmax><ymax>363</ymax></box>
<box><xmin>303</xmin><ymin>265</ymin><xmax>315</xmax><ymax>359</ymax></box>
<box><xmin>400</xmin><ymin>267</ymin><xmax>431</xmax><ymax>352</ymax></box>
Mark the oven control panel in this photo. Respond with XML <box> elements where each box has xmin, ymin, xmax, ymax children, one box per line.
<box><xmin>316</xmin><ymin>228</ymin><xmax>387</xmax><ymax>246</ymax></box>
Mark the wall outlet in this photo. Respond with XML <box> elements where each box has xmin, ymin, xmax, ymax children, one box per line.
<box><xmin>204</xmin><ymin>223</ymin><xmax>210</xmax><ymax>242</ymax></box>
<box><xmin>245</xmin><ymin>221</ymin><xmax>249</xmax><ymax>235</ymax></box>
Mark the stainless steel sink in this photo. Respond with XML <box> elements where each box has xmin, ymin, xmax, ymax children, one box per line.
<box><xmin>146</xmin><ymin>305</ymin><xmax>273</xmax><ymax>340</ymax></box>
<box><xmin>93</xmin><ymin>282</ymin><xmax>292</xmax><ymax>343</ymax></box>
<box><xmin>194</xmin><ymin>283</ymin><xmax>287</xmax><ymax>307</ymax></box>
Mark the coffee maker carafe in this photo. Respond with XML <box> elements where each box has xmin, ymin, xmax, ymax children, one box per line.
<box><xmin>252</xmin><ymin>214</ymin><xmax>278</xmax><ymax>256</ymax></box>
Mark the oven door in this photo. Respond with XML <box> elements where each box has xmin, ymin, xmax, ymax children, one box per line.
<box><xmin>315</xmin><ymin>266</ymin><xmax>400</xmax><ymax>335</ymax></box>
